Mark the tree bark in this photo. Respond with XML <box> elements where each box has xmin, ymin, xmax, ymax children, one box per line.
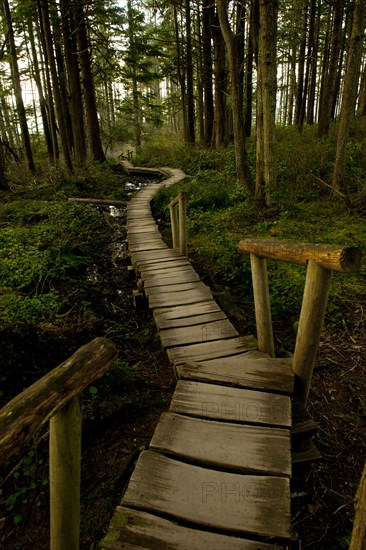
<box><xmin>332</xmin><ymin>0</ymin><xmax>365</xmax><ymax>192</ymax></box>
<box><xmin>211</xmin><ymin>10</ymin><xmax>227</xmax><ymax>148</ymax></box>
<box><xmin>2</xmin><ymin>0</ymin><xmax>35</xmax><ymax>173</ymax></box>
<box><xmin>74</xmin><ymin>0</ymin><xmax>106</xmax><ymax>162</ymax></box>
<box><xmin>217</xmin><ymin>0</ymin><xmax>252</xmax><ymax>192</ymax></box>
<box><xmin>185</xmin><ymin>0</ymin><xmax>195</xmax><ymax>144</ymax></box>
<box><xmin>61</xmin><ymin>2</ymin><xmax>87</xmax><ymax>166</ymax></box>
<box><xmin>255</xmin><ymin>0</ymin><xmax>278</xmax><ymax>206</ymax></box>
<box><xmin>202</xmin><ymin>0</ymin><xmax>214</xmax><ymax>145</ymax></box>
<box><xmin>349</xmin><ymin>460</ymin><xmax>366</xmax><ymax>550</ymax></box>
<box><xmin>38</xmin><ymin>0</ymin><xmax>73</xmax><ymax>171</ymax></box>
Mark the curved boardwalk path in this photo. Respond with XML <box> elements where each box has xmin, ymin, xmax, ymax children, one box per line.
<box><xmin>103</xmin><ymin>167</ymin><xmax>294</xmax><ymax>549</ymax></box>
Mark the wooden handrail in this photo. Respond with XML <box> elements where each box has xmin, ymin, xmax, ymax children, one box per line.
<box><xmin>0</xmin><ymin>337</ymin><xmax>117</xmax><ymax>465</ymax></box>
<box><xmin>0</xmin><ymin>337</ymin><xmax>117</xmax><ymax>550</ymax></box>
<box><xmin>238</xmin><ymin>238</ymin><xmax>362</xmax><ymax>272</ymax></box>
<box><xmin>238</xmin><ymin>238</ymin><xmax>362</xmax><ymax>404</ymax></box>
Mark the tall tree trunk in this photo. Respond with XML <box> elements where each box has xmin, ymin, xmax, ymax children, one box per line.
<box><xmin>255</xmin><ymin>0</ymin><xmax>278</xmax><ymax>206</ymax></box>
<box><xmin>217</xmin><ymin>0</ymin><xmax>252</xmax><ymax>192</ymax></box>
<box><xmin>332</xmin><ymin>0</ymin><xmax>365</xmax><ymax>192</ymax></box>
<box><xmin>38</xmin><ymin>0</ymin><xmax>73</xmax><ymax>171</ymax></box>
<box><xmin>202</xmin><ymin>0</ymin><xmax>214</xmax><ymax>145</ymax></box>
<box><xmin>127</xmin><ymin>0</ymin><xmax>142</xmax><ymax>149</ymax></box>
<box><xmin>298</xmin><ymin>0</ymin><xmax>316</xmax><ymax>131</ymax></box>
<box><xmin>211</xmin><ymin>11</ymin><xmax>227</xmax><ymax>148</ymax></box>
<box><xmin>295</xmin><ymin>0</ymin><xmax>308</xmax><ymax>127</ymax></box>
<box><xmin>173</xmin><ymin>4</ymin><xmax>188</xmax><ymax>141</ymax></box>
<box><xmin>244</xmin><ymin>2</ymin><xmax>254</xmax><ymax>136</ymax></box>
<box><xmin>61</xmin><ymin>2</ymin><xmax>87</xmax><ymax>166</ymax></box>
<box><xmin>185</xmin><ymin>0</ymin><xmax>195</xmax><ymax>144</ymax></box>
<box><xmin>27</xmin><ymin>20</ymin><xmax>54</xmax><ymax>164</ymax></box>
<box><xmin>2</xmin><ymin>0</ymin><xmax>35</xmax><ymax>172</ymax></box>
<box><xmin>318</xmin><ymin>0</ymin><xmax>344</xmax><ymax>137</ymax></box>
<box><xmin>74</xmin><ymin>0</ymin><xmax>106</xmax><ymax>162</ymax></box>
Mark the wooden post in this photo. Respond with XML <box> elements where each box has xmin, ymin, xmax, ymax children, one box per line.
<box><xmin>179</xmin><ymin>192</ymin><xmax>187</xmax><ymax>256</ymax></box>
<box><xmin>292</xmin><ymin>260</ymin><xmax>332</xmax><ymax>404</ymax></box>
<box><xmin>349</xmin><ymin>460</ymin><xmax>366</xmax><ymax>550</ymax></box>
<box><xmin>169</xmin><ymin>203</ymin><xmax>179</xmax><ymax>249</ymax></box>
<box><xmin>50</xmin><ymin>396</ymin><xmax>82</xmax><ymax>550</ymax></box>
<box><xmin>250</xmin><ymin>254</ymin><xmax>275</xmax><ymax>357</ymax></box>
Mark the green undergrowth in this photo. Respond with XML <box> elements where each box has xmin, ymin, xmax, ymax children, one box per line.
<box><xmin>147</xmin><ymin>124</ymin><xmax>366</xmax><ymax>353</ymax></box>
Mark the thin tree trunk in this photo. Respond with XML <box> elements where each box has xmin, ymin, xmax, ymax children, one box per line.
<box><xmin>244</xmin><ymin>2</ymin><xmax>254</xmax><ymax>136</ymax></box>
<box><xmin>255</xmin><ymin>0</ymin><xmax>278</xmax><ymax>206</ymax></box>
<box><xmin>357</xmin><ymin>61</ymin><xmax>366</xmax><ymax>116</ymax></box>
<box><xmin>38</xmin><ymin>0</ymin><xmax>73</xmax><ymax>171</ymax></box>
<box><xmin>211</xmin><ymin>10</ymin><xmax>227</xmax><ymax>148</ymax></box>
<box><xmin>217</xmin><ymin>0</ymin><xmax>252</xmax><ymax>192</ymax></box>
<box><xmin>2</xmin><ymin>0</ymin><xmax>35</xmax><ymax>172</ymax></box>
<box><xmin>202</xmin><ymin>0</ymin><xmax>214</xmax><ymax>145</ymax></box>
<box><xmin>127</xmin><ymin>0</ymin><xmax>142</xmax><ymax>149</ymax></box>
<box><xmin>295</xmin><ymin>0</ymin><xmax>308</xmax><ymax>127</ymax></box>
<box><xmin>61</xmin><ymin>2</ymin><xmax>87</xmax><ymax>166</ymax></box>
<box><xmin>74</xmin><ymin>0</ymin><xmax>106</xmax><ymax>162</ymax></box>
<box><xmin>185</xmin><ymin>0</ymin><xmax>195</xmax><ymax>144</ymax></box>
<box><xmin>332</xmin><ymin>0</ymin><xmax>365</xmax><ymax>192</ymax></box>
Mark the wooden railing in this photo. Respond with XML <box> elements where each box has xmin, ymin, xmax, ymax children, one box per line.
<box><xmin>238</xmin><ymin>239</ymin><xmax>362</xmax><ymax>405</ymax></box>
<box><xmin>0</xmin><ymin>337</ymin><xmax>117</xmax><ymax>550</ymax></box>
<box><xmin>168</xmin><ymin>192</ymin><xmax>187</xmax><ymax>256</ymax></box>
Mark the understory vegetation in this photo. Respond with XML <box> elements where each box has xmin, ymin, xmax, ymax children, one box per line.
<box><xmin>0</xmin><ymin>121</ymin><xmax>365</xmax><ymax>549</ymax></box>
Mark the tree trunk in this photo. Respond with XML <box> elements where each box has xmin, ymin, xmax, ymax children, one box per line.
<box><xmin>217</xmin><ymin>0</ymin><xmax>252</xmax><ymax>192</ymax></box>
<box><xmin>294</xmin><ymin>0</ymin><xmax>308</xmax><ymax>127</ymax></box>
<box><xmin>357</xmin><ymin>62</ymin><xmax>366</xmax><ymax>116</ymax></box>
<box><xmin>211</xmin><ymin>10</ymin><xmax>227</xmax><ymax>148</ymax></box>
<box><xmin>349</xmin><ymin>460</ymin><xmax>366</xmax><ymax>550</ymax></box>
<box><xmin>202</xmin><ymin>0</ymin><xmax>214</xmax><ymax>145</ymax></box>
<box><xmin>332</xmin><ymin>0</ymin><xmax>365</xmax><ymax>192</ymax></box>
<box><xmin>244</xmin><ymin>2</ymin><xmax>255</xmax><ymax>136</ymax></box>
<box><xmin>2</xmin><ymin>0</ymin><xmax>35</xmax><ymax>173</ymax></box>
<box><xmin>318</xmin><ymin>0</ymin><xmax>344</xmax><ymax>137</ymax></box>
<box><xmin>61</xmin><ymin>2</ymin><xmax>87</xmax><ymax>166</ymax></box>
<box><xmin>127</xmin><ymin>0</ymin><xmax>142</xmax><ymax>149</ymax></box>
<box><xmin>255</xmin><ymin>0</ymin><xmax>278</xmax><ymax>206</ymax></box>
<box><xmin>38</xmin><ymin>0</ymin><xmax>73</xmax><ymax>171</ymax></box>
<box><xmin>74</xmin><ymin>0</ymin><xmax>106</xmax><ymax>162</ymax></box>
<box><xmin>185</xmin><ymin>0</ymin><xmax>195</xmax><ymax>144</ymax></box>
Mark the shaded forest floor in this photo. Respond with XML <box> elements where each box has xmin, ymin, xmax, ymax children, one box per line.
<box><xmin>1</xmin><ymin>133</ymin><xmax>366</xmax><ymax>549</ymax></box>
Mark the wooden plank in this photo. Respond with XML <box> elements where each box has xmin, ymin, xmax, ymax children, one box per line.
<box><xmin>169</xmin><ymin>380</ymin><xmax>291</xmax><ymax>428</ymax></box>
<box><xmin>133</xmin><ymin>249</ymin><xmax>184</xmax><ymax>262</ymax></box>
<box><xmin>145</xmin><ymin>280</ymin><xmax>208</xmax><ymax>296</ymax></box>
<box><xmin>160</xmin><ymin>319</ymin><xmax>238</xmax><ymax>347</ymax></box>
<box><xmin>143</xmin><ymin>271</ymin><xmax>200</xmax><ymax>287</ymax></box>
<box><xmin>155</xmin><ymin>310</ymin><xmax>226</xmax><ymax>330</ymax></box>
<box><xmin>138</xmin><ymin>259</ymin><xmax>191</xmax><ymax>271</ymax></box>
<box><xmin>178</xmin><ymin>354</ymin><xmax>294</xmax><ymax>394</ymax></box>
<box><xmin>122</xmin><ymin>451</ymin><xmax>291</xmax><ymax>540</ymax></box>
<box><xmin>153</xmin><ymin>300</ymin><xmax>222</xmax><ymax>320</ymax></box>
<box><xmin>148</xmin><ymin>287</ymin><xmax>213</xmax><ymax>309</ymax></box>
<box><xmin>129</xmin><ymin>242</ymin><xmax>168</xmax><ymax>253</ymax></box>
<box><xmin>150</xmin><ymin>412</ymin><xmax>291</xmax><ymax>476</ymax></box>
<box><xmin>168</xmin><ymin>336</ymin><xmax>257</xmax><ymax>365</ymax></box>
<box><xmin>103</xmin><ymin>506</ymin><xmax>283</xmax><ymax>549</ymax></box>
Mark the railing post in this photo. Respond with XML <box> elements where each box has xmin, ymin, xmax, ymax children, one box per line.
<box><xmin>50</xmin><ymin>395</ymin><xmax>82</xmax><ymax>550</ymax></box>
<box><xmin>292</xmin><ymin>260</ymin><xmax>332</xmax><ymax>405</ymax></box>
<box><xmin>178</xmin><ymin>192</ymin><xmax>187</xmax><ymax>256</ymax></box>
<box><xmin>250</xmin><ymin>254</ymin><xmax>275</xmax><ymax>357</ymax></box>
<box><xmin>169</xmin><ymin>202</ymin><xmax>179</xmax><ymax>249</ymax></box>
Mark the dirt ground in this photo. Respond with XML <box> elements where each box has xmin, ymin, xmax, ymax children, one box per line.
<box><xmin>1</xmin><ymin>184</ymin><xmax>365</xmax><ymax>549</ymax></box>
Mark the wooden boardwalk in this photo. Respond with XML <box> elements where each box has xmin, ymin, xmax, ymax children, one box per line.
<box><xmin>103</xmin><ymin>168</ymin><xmax>294</xmax><ymax>549</ymax></box>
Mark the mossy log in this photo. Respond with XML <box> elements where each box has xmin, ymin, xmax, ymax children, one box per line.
<box><xmin>238</xmin><ymin>238</ymin><xmax>362</xmax><ymax>272</ymax></box>
<box><xmin>0</xmin><ymin>337</ymin><xmax>117</xmax><ymax>465</ymax></box>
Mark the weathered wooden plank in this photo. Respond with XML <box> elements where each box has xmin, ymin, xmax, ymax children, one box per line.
<box><xmin>153</xmin><ymin>300</ymin><xmax>222</xmax><ymax>320</ymax></box>
<box><xmin>155</xmin><ymin>309</ymin><xmax>226</xmax><ymax>330</ymax></box>
<box><xmin>129</xmin><ymin>242</ymin><xmax>168</xmax><ymax>253</ymax></box>
<box><xmin>168</xmin><ymin>336</ymin><xmax>257</xmax><ymax>365</ymax></box>
<box><xmin>122</xmin><ymin>451</ymin><xmax>291</xmax><ymax>540</ymax></box>
<box><xmin>160</xmin><ymin>319</ymin><xmax>238</xmax><ymax>347</ymax></box>
<box><xmin>138</xmin><ymin>259</ymin><xmax>191</xmax><ymax>271</ymax></box>
<box><xmin>102</xmin><ymin>506</ymin><xmax>283</xmax><ymax>549</ymax></box>
<box><xmin>143</xmin><ymin>270</ymin><xmax>200</xmax><ymax>287</ymax></box>
<box><xmin>150</xmin><ymin>412</ymin><xmax>291</xmax><ymax>476</ymax></box>
<box><xmin>133</xmin><ymin>249</ymin><xmax>184</xmax><ymax>261</ymax></box>
<box><xmin>145</xmin><ymin>280</ymin><xmax>207</xmax><ymax>296</ymax></box>
<box><xmin>148</xmin><ymin>287</ymin><xmax>213</xmax><ymax>308</ymax></box>
<box><xmin>178</xmin><ymin>354</ymin><xmax>294</xmax><ymax>394</ymax></box>
<box><xmin>169</xmin><ymin>380</ymin><xmax>291</xmax><ymax>428</ymax></box>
